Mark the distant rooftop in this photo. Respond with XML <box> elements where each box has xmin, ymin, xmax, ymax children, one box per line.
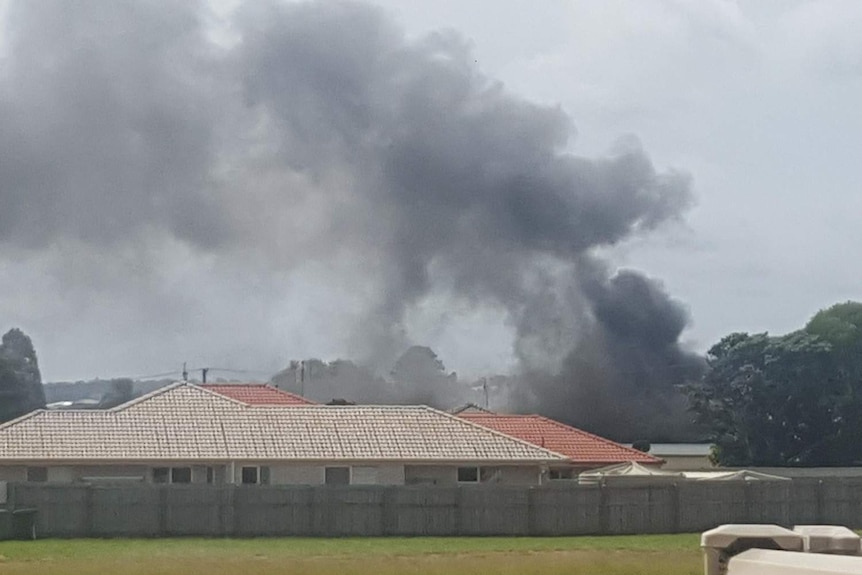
<box><xmin>460</xmin><ymin>413</ymin><xmax>663</xmax><ymax>465</ymax></box>
<box><xmin>448</xmin><ymin>403</ymin><xmax>496</xmax><ymax>415</ymax></box>
<box><xmin>198</xmin><ymin>383</ymin><xmax>316</xmax><ymax>406</ymax></box>
<box><xmin>644</xmin><ymin>443</ymin><xmax>713</xmax><ymax>457</ymax></box>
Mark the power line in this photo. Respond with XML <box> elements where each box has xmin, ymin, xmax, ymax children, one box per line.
<box><xmin>192</xmin><ymin>367</ymin><xmax>274</xmax><ymax>375</ymax></box>
<box><xmin>114</xmin><ymin>370</ymin><xmax>181</xmax><ymax>381</ymax></box>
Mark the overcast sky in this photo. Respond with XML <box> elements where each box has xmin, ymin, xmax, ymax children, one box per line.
<box><xmin>1</xmin><ymin>0</ymin><xmax>860</xmax><ymax>382</ymax></box>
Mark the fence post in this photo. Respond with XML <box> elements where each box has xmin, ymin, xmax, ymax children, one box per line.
<box><xmin>380</xmin><ymin>487</ymin><xmax>393</xmax><ymax>536</ymax></box>
<box><xmin>744</xmin><ymin>481</ymin><xmax>754</xmax><ymax>523</ymax></box>
<box><xmin>816</xmin><ymin>479</ymin><xmax>825</xmax><ymax>524</ymax></box>
<box><xmin>527</xmin><ymin>487</ymin><xmax>538</xmax><ymax>536</ymax></box>
<box><xmin>454</xmin><ymin>487</ymin><xmax>463</xmax><ymax>536</ymax></box>
<box><xmin>6</xmin><ymin>482</ymin><xmax>16</xmax><ymax>511</ymax></box>
<box><xmin>671</xmin><ymin>482</ymin><xmax>681</xmax><ymax>533</ymax></box>
<box><xmin>158</xmin><ymin>485</ymin><xmax>169</xmax><ymax>536</ymax></box>
<box><xmin>85</xmin><ymin>484</ymin><xmax>95</xmax><ymax>537</ymax></box>
<box><xmin>220</xmin><ymin>485</ymin><xmax>236</xmax><ymax>536</ymax></box>
<box><xmin>598</xmin><ymin>482</ymin><xmax>610</xmax><ymax>534</ymax></box>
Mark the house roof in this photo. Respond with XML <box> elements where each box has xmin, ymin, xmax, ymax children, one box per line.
<box><xmin>644</xmin><ymin>443</ymin><xmax>713</xmax><ymax>457</ymax></box>
<box><xmin>458</xmin><ymin>413</ymin><xmax>663</xmax><ymax>465</ymax></box>
<box><xmin>199</xmin><ymin>383</ymin><xmax>316</xmax><ymax>406</ymax></box>
<box><xmin>0</xmin><ymin>384</ymin><xmax>566</xmax><ymax>463</ymax></box>
<box><xmin>448</xmin><ymin>403</ymin><xmax>496</xmax><ymax>415</ymax></box>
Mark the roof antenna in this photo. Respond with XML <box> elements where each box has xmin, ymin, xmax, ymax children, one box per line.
<box><xmin>482</xmin><ymin>377</ymin><xmax>489</xmax><ymax>409</ymax></box>
<box><xmin>182</xmin><ymin>362</ymin><xmax>188</xmax><ymax>382</ymax></box>
<box><xmin>300</xmin><ymin>360</ymin><xmax>305</xmax><ymax>397</ymax></box>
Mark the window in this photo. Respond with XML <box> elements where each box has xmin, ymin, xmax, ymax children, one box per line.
<box><xmin>27</xmin><ymin>467</ymin><xmax>48</xmax><ymax>482</ymax></box>
<box><xmin>241</xmin><ymin>466</ymin><xmax>258</xmax><ymax>485</ymax></box>
<box><xmin>240</xmin><ymin>466</ymin><xmax>270</xmax><ymax>485</ymax></box>
<box><xmin>480</xmin><ymin>467</ymin><xmax>501</xmax><ymax>482</ymax></box>
<box><xmin>171</xmin><ymin>467</ymin><xmax>192</xmax><ymax>484</ymax></box>
<box><xmin>324</xmin><ymin>467</ymin><xmax>350</xmax><ymax>485</ymax></box>
<box><xmin>153</xmin><ymin>467</ymin><xmax>170</xmax><ymax>484</ymax></box>
<box><xmin>549</xmin><ymin>468</ymin><xmax>574</xmax><ymax>480</ymax></box>
<box><xmin>206</xmin><ymin>466</ymin><xmax>215</xmax><ymax>484</ymax></box>
<box><xmin>457</xmin><ymin>467</ymin><xmax>479</xmax><ymax>483</ymax></box>
<box><xmin>351</xmin><ymin>466</ymin><xmax>378</xmax><ymax>485</ymax></box>
<box><xmin>153</xmin><ymin>467</ymin><xmax>191</xmax><ymax>484</ymax></box>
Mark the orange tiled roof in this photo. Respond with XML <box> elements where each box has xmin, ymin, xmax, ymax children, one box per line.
<box><xmin>199</xmin><ymin>383</ymin><xmax>316</xmax><ymax>406</ymax></box>
<box><xmin>459</xmin><ymin>413</ymin><xmax>662</xmax><ymax>465</ymax></box>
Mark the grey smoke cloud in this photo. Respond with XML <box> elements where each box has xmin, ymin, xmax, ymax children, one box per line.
<box><xmin>0</xmin><ymin>0</ymin><xmax>701</xmax><ymax>437</ymax></box>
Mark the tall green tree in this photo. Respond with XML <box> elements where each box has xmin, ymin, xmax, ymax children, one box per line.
<box><xmin>0</xmin><ymin>328</ymin><xmax>47</xmax><ymax>423</ymax></box>
<box><xmin>687</xmin><ymin>302</ymin><xmax>862</xmax><ymax>466</ymax></box>
<box><xmin>804</xmin><ymin>301</ymin><xmax>862</xmax><ymax>454</ymax></box>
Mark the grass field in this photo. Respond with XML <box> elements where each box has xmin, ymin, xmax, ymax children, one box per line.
<box><xmin>0</xmin><ymin>534</ymin><xmax>704</xmax><ymax>575</ymax></box>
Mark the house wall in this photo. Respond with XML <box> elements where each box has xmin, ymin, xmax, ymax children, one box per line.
<box><xmin>262</xmin><ymin>463</ymin><xmax>406</xmax><ymax>485</ymax></box>
<box><xmin>270</xmin><ymin>464</ymin><xmax>321</xmax><ymax>485</ymax></box>
<box><xmin>496</xmin><ymin>466</ymin><xmax>540</xmax><ymax>485</ymax></box>
<box><xmin>0</xmin><ymin>466</ymin><xmax>25</xmax><ymax>482</ymax></box>
<box><xmin>346</xmin><ymin>464</ymin><xmax>405</xmax><ymax>485</ymax></box>
<box><xmin>405</xmin><ymin>465</ymin><xmax>455</xmax><ymax>485</ymax></box>
<box><xmin>0</xmin><ymin>464</ymin><xmax>198</xmax><ymax>484</ymax></box>
<box><xmin>47</xmin><ymin>467</ymin><xmax>74</xmax><ymax>482</ymax></box>
<box><xmin>0</xmin><ymin>462</ymin><xmax>540</xmax><ymax>485</ymax></box>
<box><xmin>377</xmin><ymin>464</ymin><xmax>405</xmax><ymax>485</ymax></box>
<box><xmin>72</xmin><ymin>465</ymin><xmax>150</xmax><ymax>481</ymax></box>
<box><xmin>658</xmin><ymin>455</ymin><xmax>714</xmax><ymax>471</ymax></box>
<box><xmin>404</xmin><ymin>464</ymin><xmax>542</xmax><ymax>486</ymax></box>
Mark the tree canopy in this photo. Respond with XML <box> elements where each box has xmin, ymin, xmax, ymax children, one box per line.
<box><xmin>687</xmin><ymin>301</ymin><xmax>862</xmax><ymax>466</ymax></box>
<box><xmin>0</xmin><ymin>328</ymin><xmax>46</xmax><ymax>423</ymax></box>
<box><xmin>390</xmin><ymin>346</ymin><xmax>454</xmax><ymax>386</ymax></box>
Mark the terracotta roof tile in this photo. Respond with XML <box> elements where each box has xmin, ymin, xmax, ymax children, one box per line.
<box><xmin>458</xmin><ymin>413</ymin><xmax>662</xmax><ymax>465</ymax></box>
<box><xmin>199</xmin><ymin>383</ymin><xmax>316</xmax><ymax>405</ymax></box>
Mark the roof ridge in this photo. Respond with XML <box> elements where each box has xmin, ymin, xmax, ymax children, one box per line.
<box><xmin>0</xmin><ymin>408</ymin><xmax>46</xmax><ymax>430</ymax></box>
<box><xmin>425</xmin><ymin>405</ymin><xmax>568</xmax><ymax>461</ymax></box>
<box><xmin>106</xmin><ymin>381</ymin><xmax>188</xmax><ymax>412</ymax></box>
<box><xmin>529</xmin><ymin>414</ymin><xmax>663</xmax><ymax>463</ymax></box>
<box><xmin>186</xmin><ymin>383</ymin><xmax>263</xmax><ymax>407</ymax></box>
<box><xmin>198</xmin><ymin>382</ymin><xmax>317</xmax><ymax>405</ymax></box>
<box><xmin>199</xmin><ymin>382</ymin><xmax>266</xmax><ymax>386</ymax></box>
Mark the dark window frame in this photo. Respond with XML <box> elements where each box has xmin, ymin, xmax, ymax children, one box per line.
<box><xmin>324</xmin><ymin>466</ymin><xmax>351</xmax><ymax>485</ymax></box>
<box><xmin>241</xmin><ymin>466</ymin><xmax>259</xmax><ymax>485</ymax></box>
<box><xmin>153</xmin><ymin>467</ymin><xmax>170</xmax><ymax>484</ymax></box>
<box><xmin>153</xmin><ymin>466</ymin><xmax>193</xmax><ymax>484</ymax></box>
<box><xmin>457</xmin><ymin>466</ymin><xmax>479</xmax><ymax>483</ymax></box>
<box><xmin>549</xmin><ymin>468</ymin><xmax>574</xmax><ymax>480</ymax></box>
<box><xmin>171</xmin><ymin>467</ymin><xmax>192</xmax><ymax>484</ymax></box>
<box><xmin>26</xmin><ymin>466</ymin><xmax>48</xmax><ymax>482</ymax></box>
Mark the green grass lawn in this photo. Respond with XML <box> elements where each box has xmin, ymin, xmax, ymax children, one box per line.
<box><xmin>0</xmin><ymin>534</ymin><xmax>704</xmax><ymax>575</ymax></box>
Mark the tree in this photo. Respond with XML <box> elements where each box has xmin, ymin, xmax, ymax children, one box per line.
<box><xmin>686</xmin><ymin>302</ymin><xmax>862</xmax><ymax>467</ymax></box>
<box><xmin>631</xmin><ymin>440</ymin><xmax>651</xmax><ymax>453</ymax></box>
<box><xmin>98</xmin><ymin>378</ymin><xmax>136</xmax><ymax>409</ymax></box>
<box><xmin>0</xmin><ymin>328</ymin><xmax>47</xmax><ymax>423</ymax></box>
<box><xmin>804</xmin><ymin>301</ymin><xmax>862</xmax><ymax>455</ymax></box>
<box><xmin>390</xmin><ymin>346</ymin><xmax>454</xmax><ymax>386</ymax></box>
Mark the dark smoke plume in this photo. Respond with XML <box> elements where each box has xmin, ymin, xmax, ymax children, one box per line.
<box><xmin>0</xmin><ymin>0</ymin><xmax>702</xmax><ymax>438</ymax></box>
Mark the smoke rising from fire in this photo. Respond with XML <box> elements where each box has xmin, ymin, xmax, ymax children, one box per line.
<box><xmin>0</xmin><ymin>0</ymin><xmax>702</xmax><ymax>439</ymax></box>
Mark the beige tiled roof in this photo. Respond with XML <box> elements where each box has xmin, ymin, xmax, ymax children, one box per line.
<box><xmin>0</xmin><ymin>384</ymin><xmax>566</xmax><ymax>463</ymax></box>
